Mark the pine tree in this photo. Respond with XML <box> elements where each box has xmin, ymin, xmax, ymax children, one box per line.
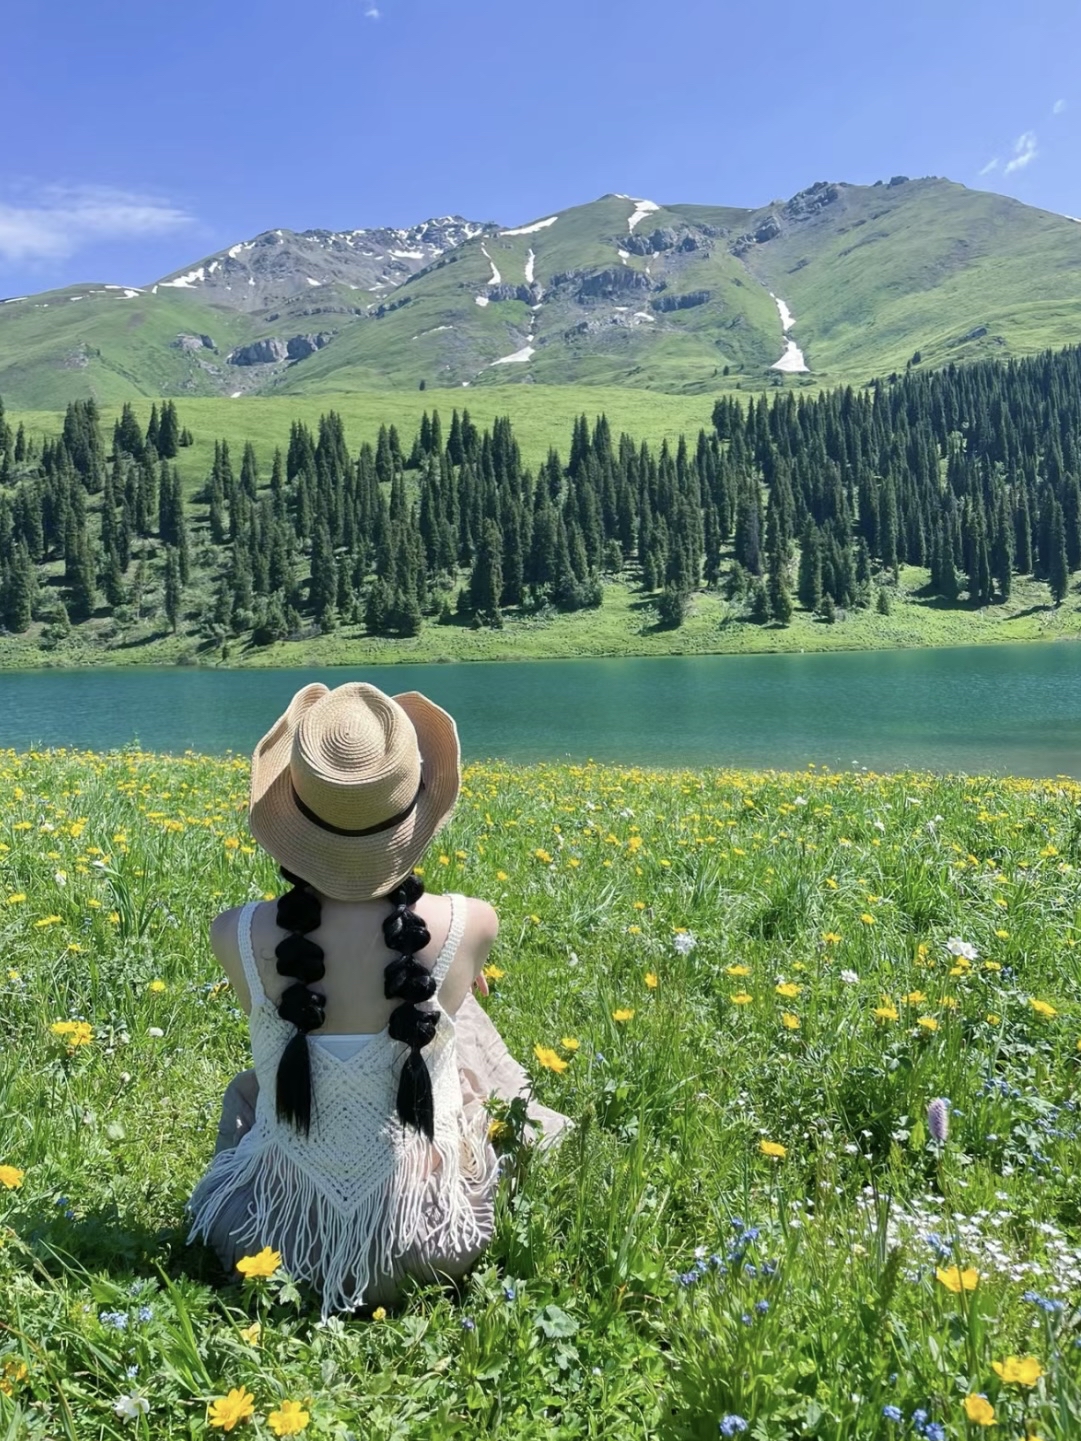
<box><xmin>469</xmin><ymin>521</ymin><xmax>504</xmax><ymax>622</ymax></box>
<box><xmin>164</xmin><ymin>547</ymin><xmax>182</xmax><ymax>632</ymax></box>
<box><xmin>1049</xmin><ymin>500</ymin><xmax>1070</xmax><ymax>605</ymax></box>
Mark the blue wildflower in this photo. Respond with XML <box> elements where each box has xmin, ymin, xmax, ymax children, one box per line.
<box><xmin>678</xmin><ymin>1272</ymin><xmax>699</xmax><ymax>1287</ymax></box>
<box><xmin>882</xmin><ymin>1405</ymin><xmax>903</xmax><ymax>1423</ymax></box>
<box><xmin>460</xmin><ymin>1317</ymin><xmax>476</xmax><ymax>1332</ymax></box>
<box><xmin>923</xmin><ymin>1426</ymin><xmax>945</xmax><ymax>1441</ymax></box>
<box><xmin>740</xmin><ymin>1313</ymin><xmax>753</xmax><ymax>1326</ymax></box>
<box><xmin>719</xmin><ymin>1418</ymin><xmax>748</xmax><ymax>1437</ymax></box>
<box><xmin>137</xmin><ymin>1305</ymin><xmax>153</xmax><ymax>1323</ymax></box>
<box><xmin>99</xmin><ymin>1311</ymin><xmax>128</xmax><ymax>1331</ymax></box>
<box><xmin>502</xmin><ymin>1285</ymin><xmax>516</xmax><ymax>1302</ymax></box>
<box><xmin>754</xmin><ymin>1300</ymin><xmax>769</xmax><ymax>1315</ymax></box>
<box><xmin>126</xmin><ymin>1365</ymin><xmax>139</xmax><ymax>1379</ymax></box>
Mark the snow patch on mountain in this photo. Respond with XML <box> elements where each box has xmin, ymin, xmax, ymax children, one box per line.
<box><xmin>491</xmin><ymin>345</ymin><xmax>535</xmax><ymax>365</ymax></box>
<box><xmin>628</xmin><ymin>199</ymin><xmax>660</xmax><ymax>232</ymax></box>
<box><xmin>769</xmin><ymin>293</ymin><xmax>808</xmax><ymax>371</ymax></box>
<box><xmin>475</xmin><ymin>295</ymin><xmax>489</xmax><ymax>307</ymax></box>
<box><xmin>481</xmin><ymin>245</ymin><xmax>501</xmax><ymax>285</ymax></box>
<box><xmin>161</xmin><ymin>267</ymin><xmax>205</xmax><ymax>289</ymax></box>
<box><xmin>501</xmin><ymin>215</ymin><xmax>558</xmax><ymax>236</ymax></box>
<box><xmin>525</xmin><ymin>248</ymin><xmax>536</xmax><ymax>284</ymax></box>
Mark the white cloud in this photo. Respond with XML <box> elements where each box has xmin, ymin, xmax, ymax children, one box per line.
<box><xmin>1053</xmin><ymin>98</ymin><xmax>1067</xmax><ymax>115</ymax></box>
<box><xmin>1003</xmin><ymin>130</ymin><xmax>1038</xmax><ymax>174</ymax></box>
<box><xmin>365</xmin><ymin>5</ymin><xmax>380</xmax><ymax>15</ymax></box>
<box><xmin>978</xmin><ymin>157</ymin><xmax>999</xmax><ymax>176</ymax></box>
<box><xmin>0</xmin><ymin>184</ymin><xmax>193</xmax><ymax>265</ymax></box>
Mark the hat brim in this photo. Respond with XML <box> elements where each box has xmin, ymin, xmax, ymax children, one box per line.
<box><xmin>247</xmin><ymin>685</ymin><xmax>461</xmax><ymax>901</ymax></box>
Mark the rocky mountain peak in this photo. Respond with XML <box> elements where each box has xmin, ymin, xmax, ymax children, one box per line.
<box><xmin>152</xmin><ymin>214</ymin><xmax>498</xmax><ymax>312</ymax></box>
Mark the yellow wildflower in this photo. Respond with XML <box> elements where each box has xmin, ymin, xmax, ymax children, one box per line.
<box><xmin>986</xmin><ymin>1013</ymin><xmax>1001</xmax><ymax>1025</ymax></box>
<box><xmin>370</xmin><ymin>1308</ymin><xmax>387</xmax><ymax>1323</ymax></box>
<box><xmin>208</xmin><ymin>1386</ymin><xmax>256</xmax><ymax>1431</ymax></box>
<box><xmin>759</xmin><ymin>1140</ymin><xmax>786</xmax><ymax>1159</ymax></box>
<box><xmin>487</xmin><ymin>1119</ymin><xmax>510</xmax><ymax>1143</ymax></box>
<box><xmin>267</xmin><ymin>1400</ymin><xmax>310</xmax><ymax>1437</ymax></box>
<box><xmin>34</xmin><ymin>915</ymin><xmax>62</xmax><ymax>928</ymax></box>
<box><xmin>860</xmin><ymin>913</ymin><xmax>875</xmax><ymax>925</ymax></box>
<box><xmin>903</xmin><ymin>991</ymin><xmax>927</xmax><ymax>1004</ymax></box>
<box><xmin>775</xmin><ymin>982</ymin><xmax>801</xmax><ymax>998</ymax></box>
<box><xmin>1029</xmin><ymin>999</ymin><xmax>1057</xmax><ymax>1018</ymax></box>
<box><xmin>612</xmin><ymin>1008</ymin><xmax>635</xmax><ymax>1022</ymax></box>
<box><xmin>533</xmin><ymin>1045</ymin><xmax>569</xmax><ymax>1074</ymax></box>
<box><xmin>0</xmin><ymin>1165</ymin><xmax>24</xmax><ymax>1189</ymax></box>
<box><xmin>781</xmin><ymin>1013</ymin><xmax>800</xmax><ymax>1031</ymax></box>
<box><xmin>822</xmin><ymin>932</ymin><xmax>842</xmax><ymax>945</ymax></box>
<box><xmin>5</xmin><ymin>894</ymin><xmax>25</xmax><ymax>905</ymax></box>
<box><xmin>626</xmin><ymin>924</ymin><xmax>642</xmax><ymax>935</ymax></box>
<box><xmin>992</xmin><ymin>1355</ymin><xmax>1043</xmax><ymax>1387</ymax></box>
<box><xmin>936</xmin><ymin>1265</ymin><xmax>979</xmax><ymax>1293</ymax></box>
<box><xmin>962</xmin><ymin>1394</ymin><xmax>995</xmax><ymax>1427</ymax></box>
<box><xmin>918</xmin><ymin>1016</ymin><xmax>939</xmax><ymax>1032</ymax></box>
<box><xmin>874</xmin><ymin>1004</ymin><xmax>899</xmax><ymax>1022</ymax></box>
<box><xmin>633</xmin><ymin>901</ymin><xmax>646</xmax><ymax>910</ymax></box>
<box><xmin>534</xmin><ymin>848</ymin><xmax>553</xmax><ymax>864</ymax></box>
<box><xmin>238</xmin><ymin>1321</ymin><xmax>262</xmax><ymax>1346</ymax></box>
<box><xmin>560</xmin><ymin>1037</ymin><xmax>580</xmax><ymax>1051</ymax></box>
<box><xmin>496</xmin><ymin>870</ymin><xmax>508</xmax><ymax>881</ymax></box>
<box><xmin>50</xmin><ymin>1020</ymin><xmax>93</xmax><ymax>1048</ymax></box>
<box><xmin>644</xmin><ymin>972</ymin><xmax>658</xmax><ymax>989</ymax></box>
<box><xmin>730</xmin><ymin>992</ymin><xmax>753</xmax><ymax>1005</ymax></box>
<box><xmin>235</xmin><ymin>1246</ymin><xmax>281</xmax><ymax>1279</ymax></box>
<box><xmin>483</xmin><ymin>965</ymin><xmax>505</xmax><ymax>981</ymax></box>
<box><xmin>726</xmin><ymin>965</ymin><xmax>750</xmax><ymax>976</ymax></box>
<box><xmin>148</xmin><ymin>979</ymin><xmax>167</xmax><ymax>993</ymax></box>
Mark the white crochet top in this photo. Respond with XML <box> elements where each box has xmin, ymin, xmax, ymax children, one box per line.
<box><xmin>188</xmin><ymin>893</ymin><xmax>497</xmax><ymax>1314</ymax></box>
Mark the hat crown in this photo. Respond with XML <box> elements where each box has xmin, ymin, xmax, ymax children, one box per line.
<box><xmin>290</xmin><ymin>685</ymin><xmax>421</xmax><ymax>832</ymax></box>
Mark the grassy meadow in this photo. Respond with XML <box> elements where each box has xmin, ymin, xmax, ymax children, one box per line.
<box><xmin>1</xmin><ymin>750</ymin><xmax>1081</xmax><ymax>1437</ymax></box>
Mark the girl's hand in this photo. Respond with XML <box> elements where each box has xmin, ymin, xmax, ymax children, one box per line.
<box><xmin>473</xmin><ymin>972</ymin><xmax>490</xmax><ymax>998</ymax></box>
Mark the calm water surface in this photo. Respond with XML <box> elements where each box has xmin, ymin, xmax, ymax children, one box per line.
<box><xmin>2</xmin><ymin>645</ymin><xmax>1080</xmax><ymax>776</ymax></box>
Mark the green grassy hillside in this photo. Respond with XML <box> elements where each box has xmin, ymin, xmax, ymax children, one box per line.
<box><xmin>0</xmin><ymin>286</ymin><xmax>254</xmax><ymax>410</ymax></box>
<box><xmin>739</xmin><ymin>178</ymin><xmax>1081</xmax><ymax>379</ymax></box>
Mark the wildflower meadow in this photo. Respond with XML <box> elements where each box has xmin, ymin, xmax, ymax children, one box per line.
<box><xmin>1</xmin><ymin>748</ymin><xmax>1080</xmax><ymax>1438</ymax></box>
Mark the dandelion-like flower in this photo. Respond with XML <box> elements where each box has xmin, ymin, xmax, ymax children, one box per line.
<box><xmin>267</xmin><ymin>1400</ymin><xmax>310</xmax><ymax>1436</ymax></box>
<box><xmin>935</xmin><ymin>1265</ymin><xmax>978</xmax><ymax>1293</ymax></box>
<box><xmin>235</xmin><ymin>1246</ymin><xmax>281</xmax><ymax>1279</ymax></box>
<box><xmin>208</xmin><ymin>1386</ymin><xmax>256</xmax><ymax>1431</ymax></box>
<box><xmin>0</xmin><ymin>1165</ymin><xmax>24</xmax><ymax>1189</ymax></box>
<box><xmin>612</xmin><ymin>1008</ymin><xmax>635</xmax><ymax>1022</ymax></box>
<box><xmin>759</xmin><ymin>1140</ymin><xmax>786</xmax><ymax>1159</ymax></box>
<box><xmin>927</xmin><ymin>1098</ymin><xmax>949</xmax><ymax>1144</ymax></box>
<box><xmin>673</xmin><ymin>932</ymin><xmax>696</xmax><ymax>956</ymax></box>
<box><xmin>1029</xmin><ymin>998</ymin><xmax>1058</xmax><ymax>1018</ymax></box>
<box><xmin>533</xmin><ymin>1045</ymin><xmax>569</xmax><ymax>1073</ymax></box>
<box><xmin>991</xmin><ymin>1355</ymin><xmax>1043</xmax><ymax>1387</ymax></box>
<box><xmin>962</xmin><ymin>1394</ymin><xmax>995</xmax><ymax>1427</ymax></box>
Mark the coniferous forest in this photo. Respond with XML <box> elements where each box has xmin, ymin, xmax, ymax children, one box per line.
<box><xmin>2</xmin><ymin>345</ymin><xmax>1081</xmax><ymax>658</ymax></box>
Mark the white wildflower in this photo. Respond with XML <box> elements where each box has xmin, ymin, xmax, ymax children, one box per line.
<box><xmin>840</xmin><ymin>969</ymin><xmax>859</xmax><ymax>984</ymax></box>
<box><xmin>672</xmin><ymin>932</ymin><xmax>696</xmax><ymax>956</ymax></box>
<box><xmin>945</xmin><ymin>937</ymin><xmax>978</xmax><ymax>960</ymax></box>
<box><xmin>114</xmin><ymin>1395</ymin><xmax>149</xmax><ymax>1419</ymax></box>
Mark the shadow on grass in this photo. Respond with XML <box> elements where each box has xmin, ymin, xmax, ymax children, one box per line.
<box><xmin>15</xmin><ymin>1200</ymin><xmax>223</xmax><ymax>1286</ymax></box>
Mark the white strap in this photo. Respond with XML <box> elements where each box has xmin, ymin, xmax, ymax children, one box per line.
<box><xmin>430</xmin><ymin>893</ymin><xmax>466</xmax><ymax>990</ymax></box>
<box><xmin>236</xmin><ymin>900</ymin><xmax>265</xmax><ymax>1009</ymax></box>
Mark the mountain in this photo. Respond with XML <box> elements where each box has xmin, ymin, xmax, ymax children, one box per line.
<box><xmin>3</xmin><ymin>177</ymin><xmax>1081</xmax><ymax>408</ymax></box>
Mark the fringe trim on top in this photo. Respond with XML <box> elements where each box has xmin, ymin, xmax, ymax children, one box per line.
<box><xmin>188</xmin><ymin>1105</ymin><xmax>498</xmax><ymax>1317</ymax></box>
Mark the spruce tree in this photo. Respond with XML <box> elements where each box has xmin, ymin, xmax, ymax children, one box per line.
<box><xmin>1049</xmin><ymin>500</ymin><xmax>1070</xmax><ymax>605</ymax></box>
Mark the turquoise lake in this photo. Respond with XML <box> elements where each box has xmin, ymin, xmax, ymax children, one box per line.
<box><xmin>2</xmin><ymin>643</ymin><xmax>1080</xmax><ymax>776</ymax></box>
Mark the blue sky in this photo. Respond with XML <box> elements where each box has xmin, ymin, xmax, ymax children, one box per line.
<box><xmin>1</xmin><ymin>0</ymin><xmax>1077</xmax><ymax>295</ymax></box>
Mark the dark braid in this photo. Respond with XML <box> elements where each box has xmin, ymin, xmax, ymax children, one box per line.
<box><xmin>382</xmin><ymin>873</ymin><xmax>437</xmax><ymax>1140</ymax></box>
<box><xmin>274</xmin><ymin>866</ymin><xmax>326</xmax><ymax>1135</ymax></box>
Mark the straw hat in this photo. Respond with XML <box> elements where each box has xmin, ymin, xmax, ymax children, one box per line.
<box><xmin>248</xmin><ymin>682</ymin><xmax>461</xmax><ymax>901</ymax></box>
